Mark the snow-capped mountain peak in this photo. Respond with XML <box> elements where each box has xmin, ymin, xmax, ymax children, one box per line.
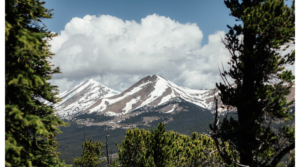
<box><xmin>55</xmin><ymin>79</ymin><xmax>120</xmax><ymax>119</ymax></box>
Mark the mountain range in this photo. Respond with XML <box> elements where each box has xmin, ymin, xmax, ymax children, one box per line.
<box><xmin>54</xmin><ymin>75</ymin><xmax>223</xmax><ymax>120</ymax></box>
<box><xmin>54</xmin><ymin>75</ymin><xmax>294</xmax><ymax>126</ymax></box>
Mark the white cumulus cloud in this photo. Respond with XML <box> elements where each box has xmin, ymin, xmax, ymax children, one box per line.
<box><xmin>48</xmin><ymin>14</ymin><xmax>294</xmax><ymax>93</ymax></box>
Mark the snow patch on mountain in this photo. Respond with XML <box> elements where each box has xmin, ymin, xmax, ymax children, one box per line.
<box><xmin>165</xmin><ymin>104</ymin><xmax>176</xmax><ymax>113</ymax></box>
<box><xmin>123</xmin><ymin>96</ymin><xmax>141</xmax><ymax>114</ymax></box>
<box><xmin>137</xmin><ymin>76</ymin><xmax>169</xmax><ymax>108</ymax></box>
<box><xmin>158</xmin><ymin>89</ymin><xmax>175</xmax><ymax>105</ymax></box>
<box><xmin>106</xmin><ymin>111</ymin><xmax>121</xmax><ymax>116</ymax></box>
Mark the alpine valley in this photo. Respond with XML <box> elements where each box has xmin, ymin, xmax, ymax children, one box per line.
<box><xmin>55</xmin><ymin>75</ymin><xmax>295</xmax><ymax>165</ymax></box>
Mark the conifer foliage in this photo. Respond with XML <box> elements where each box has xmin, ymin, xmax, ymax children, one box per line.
<box><xmin>73</xmin><ymin>139</ymin><xmax>104</xmax><ymax>167</ymax></box>
<box><xmin>211</xmin><ymin>0</ymin><xmax>295</xmax><ymax>166</ymax></box>
<box><xmin>5</xmin><ymin>0</ymin><xmax>68</xmax><ymax>166</ymax></box>
<box><xmin>114</xmin><ymin>123</ymin><xmax>232</xmax><ymax>166</ymax></box>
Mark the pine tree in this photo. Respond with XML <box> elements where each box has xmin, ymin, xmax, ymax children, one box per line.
<box><xmin>5</xmin><ymin>0</ymin><xmax>68</xmax><ymax>166</ymax></box>
<box><xmin>115</xmin><ymin>126</ymin><xmax>155</xmax><ymax>167</ymax></box>
<box><xmin>73</xmin><ymin>139</ymin><xmax>104</xmax><ymax>167</ymax></box>
<box><xmin>114</xmin><ymin>123</ymin><xmax>231</xmax><ymax>166</ymax></box>
<box><xmin>210</xmin><ymin>0</ymin><xmax>295</xmax><ymax>166</ymax></box>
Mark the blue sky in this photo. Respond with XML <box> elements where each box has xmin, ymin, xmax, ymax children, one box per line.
<box><xmin>43</xmin><ymin>0</ymin><xmax>294</xmax><ymax>45</ymax></box>
<box><xmin>42</xmin><ymin>0</ymin><xmax>295</xmax><ymax>93</ymax></box>
<box><xmin>43</xmin><ymin>0</ymin><xmax>238</xmax><ymax>45</ymax></box>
